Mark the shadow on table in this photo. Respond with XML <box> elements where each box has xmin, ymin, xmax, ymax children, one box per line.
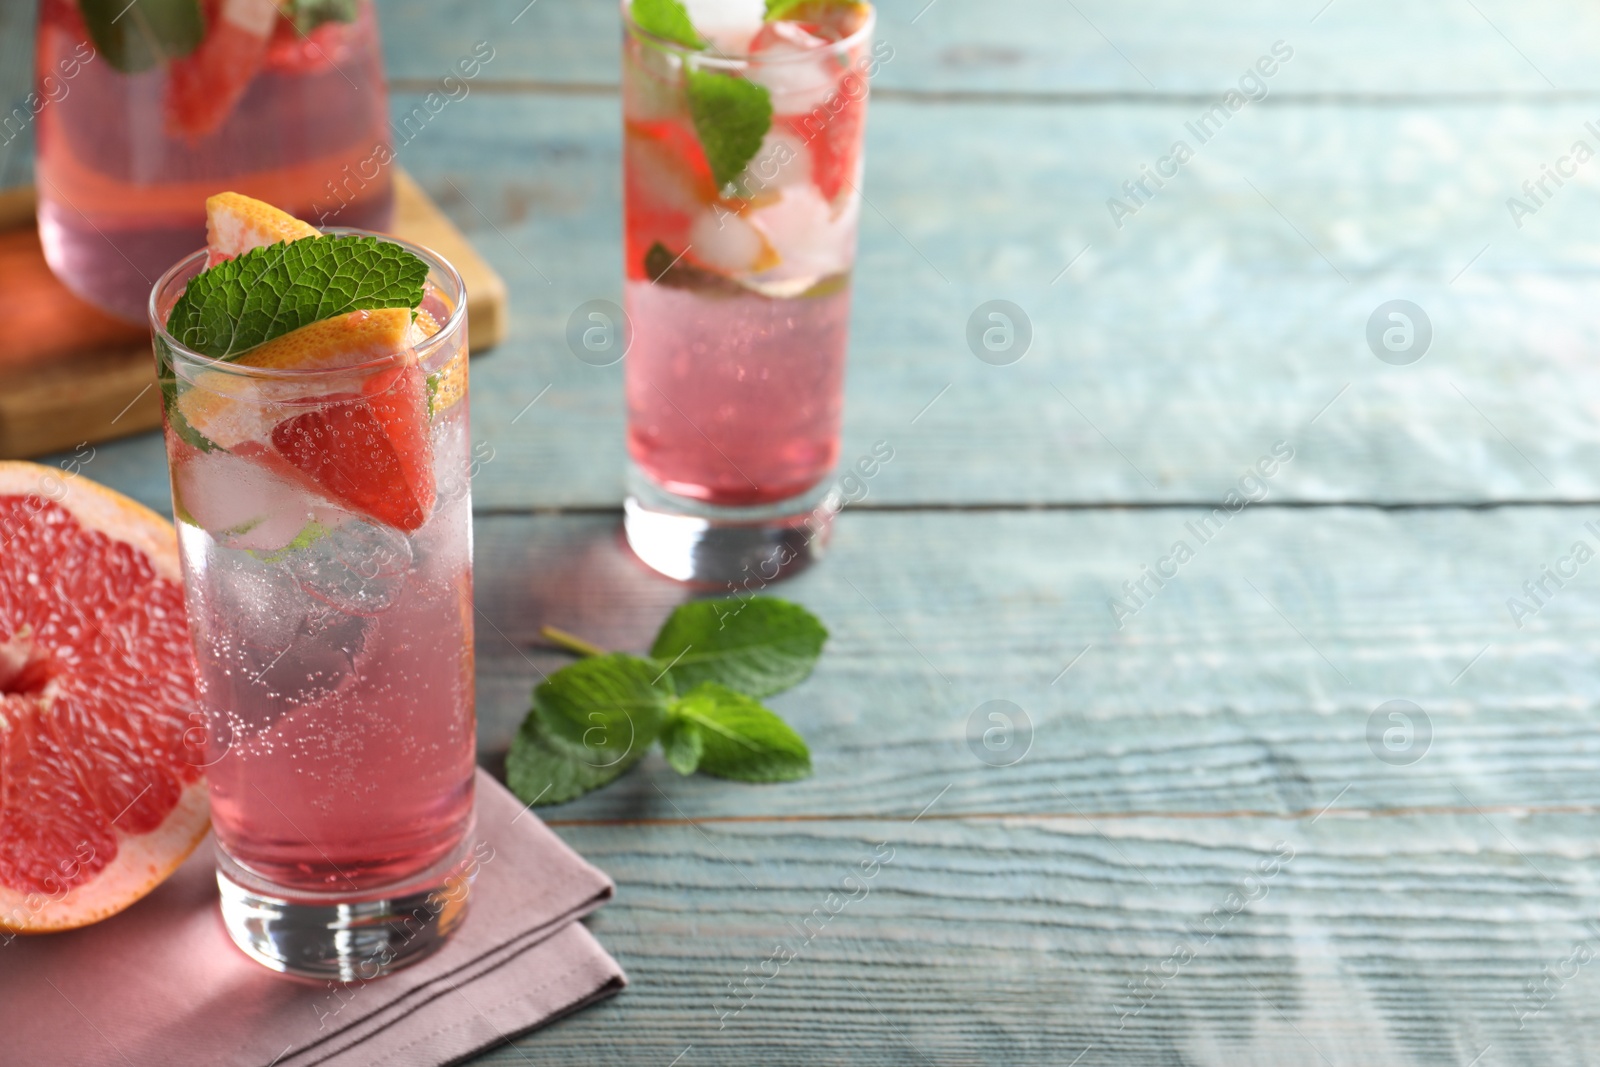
<box><xmin>470</xmin><ymin>511</ymin><xmax>690</xmax><ymax>782</ymax></box>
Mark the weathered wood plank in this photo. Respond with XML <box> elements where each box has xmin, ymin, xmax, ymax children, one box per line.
<box><xmin>460</xmin><ymin>815</ymin><xmax>1600</xmax><ymax>1065</ymax></box>
<box><xmin>470</xmin><ymin>507</ymin><xmax>1600</xmax><ymax>823</ymax></box>
<box><xmin>45</xmin><ymin>92</ymin><xmax>1600</xmax><ymax>509</ymax></box>
<box><xmin>380</xmin><ymin>0</ymin><xmax>1600</xmax><ymax>96</ymax></box>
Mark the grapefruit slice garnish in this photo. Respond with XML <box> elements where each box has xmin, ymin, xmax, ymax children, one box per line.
<box><xmin>0</xmin><ymin>463</ymin><xmax>209</xmax><ymax>933</ymax></box>
<box><xmin>176</xmin><ymin>307</ymin><xmax>416</xmax><ymax>450</ymax></box>
<box><xmin>203</xmin><ymin>189</ymin><xmax>320</xmax><ymax>267</ymax></box>
<box><xmin>174</xmin><ymin>192</ymin><xmax>439</xmax><ymax>532</ymax></box>
<box><xmin>173</xmin><ymin>306</ymin><xmax>438</xmax><ymax>532</ymax></box>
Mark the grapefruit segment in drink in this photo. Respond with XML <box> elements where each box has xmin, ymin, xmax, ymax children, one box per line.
<box><xmin>0</xmin><ymin>462</ymin><xmax>209</xmax><ymax>933</ymax></box>
<box><xmin>166</xmin><ymin>192</ymin><xmax>440</xmax><ymax>532</ymax></box>
<box><xmin>165</xmin><ymin>0</ymin><xmax>280</xmax><ymax>139</ymax></box>
<box><xmin>270</xmin><ymin>356</ymin><xmax>437</xmax><ymax>533</ymax></box>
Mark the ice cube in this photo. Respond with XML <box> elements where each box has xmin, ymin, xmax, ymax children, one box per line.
<box><xmin>682</xmin><ymin>0</ymin><xmax>762</xmax><ymax>51</ymax></box>
<box><xmin>289</xmin><ymin>515</ymin><xmax>413</xmax><ymax>617</ymax></box>
<box><xmin>739</xmin><ymin>126</ymin><xmax>813</xmax><ymax>194</ymax></box>
<box><xmin>172</xmin><ymin>445</ymin><xmax>331</xmax><ymax>552</ymax></box>
<box><xmin>748</xmin><ymin>181</ymin><xmax>859</xmax><ymax>282</ymax></box>
<box><xmin>183</xmin><ymin>530</ymin><xmax>366</xmax><ymax>741</ymax></box>
<box><xmin>746</xmin><ymin>21</ymin><xmax>839</xmax><ymax>113</ymax></box>
<box><xmin>689</xmin><ymin>207</ymin><xmax>775</xmax><ymax>274</ymax></box>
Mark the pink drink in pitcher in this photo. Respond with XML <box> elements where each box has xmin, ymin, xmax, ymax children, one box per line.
<box><xmin>34</xmin><ymin>0</ymin><xmax>393</xmax><ymax>322</ymax></box>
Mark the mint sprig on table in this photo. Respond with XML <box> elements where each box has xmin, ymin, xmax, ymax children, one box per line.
<box><xmin>507</xmin><ymin>597</ymin><xmax>827</xmax><ymax>806</ymax></box>
<box><xmin>166</xmin><ymin>235</ymin><xmax>428</xmax><ymax>359</ymax></box>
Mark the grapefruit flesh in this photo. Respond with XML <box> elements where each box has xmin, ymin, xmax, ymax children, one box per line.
<box><xmin>0</xmin><ymin>463</ymin><xmax>209</xmax><ymax>933</ymax></box>
<box><xmin>270</xmin><ymin>357</ymin><xmax>438</xmax><ymax>532</ymax></box>
<box><xmin>165</xmin><ymin>0</ymin><xmax>281</xmax><ymax>140</ymax></box>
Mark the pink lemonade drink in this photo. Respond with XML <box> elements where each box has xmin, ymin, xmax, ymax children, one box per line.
<box><xmin>35</xmin><ymin>0</ymin><xmax>393</xmax><ymax>322</ymax></box>
<box><xmin>620</xmin><ymin>0</ymin><xmax>879</xmax><ymax>582</ymax></box>
<box><xmin>151</xmin><ymin>200</ymin><xmax>474</xmax><ymax>979</ymax></box>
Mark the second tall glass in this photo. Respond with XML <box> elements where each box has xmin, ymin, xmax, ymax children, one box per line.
<box><xmin>620</xmin><ymin>1</ymin><xmax>877</xmax><ymax>583</ymax></box>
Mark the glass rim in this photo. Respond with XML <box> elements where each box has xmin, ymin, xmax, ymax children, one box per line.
<box><xmin>620</xmin><ymin>0</ymin><xmax>876</xmax><ymax>67</ymax></box>
<box><xmin>148</xmin><ymin>229</ymin><xmax>467</xmax><ymax>382</ymax></box>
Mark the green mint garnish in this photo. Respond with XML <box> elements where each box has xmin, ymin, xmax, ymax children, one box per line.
<box><xmin>508</xmin><ymin>596</ymin><xmax>824</xmax><ymax>805</ymax></box>
<box><xmin>250</xmin><ymin>521</ymin><xmax>333</xmax><ymax>563</ymax></box>
<box><xmin>670</xmin><ymin>682</ymin><xmax>812</xmax><ymax>781</ymax></box>
<box><xmin>685</xmin><ymin>68</ymin><xmax>773</xmax><ymax>190</ymax></box>
<box><xmin>78</xmin><ymin>0</ymin><xmax>204</xmax><ymax>74</ymax></box>
<box><xmin>650</xmin><ymin>596</ymin><xmax>827</xmax><ymax>697</ymax></box>
<box><xmin>644</xmin><ymin>241</ymin><xmax>746</xmax><ymax>295</ymax></box>
<box><xmin>508</xmin><ymin>705</ymin><xmax>648</xmax><ymax>804</ymax></box>
<box><xmin>630</xmin><ymin>0</ymin><xmax>705</xmax><ymax>49</ymax></box>
<box><xmin>166</xmin><ymin>235</ymin><xmax>428</xmax><ymax>360</ymax></box>
<box><xmin>533</xmin><ymin>653</ymin><xmax>673</xmax><ymax>761</ymax></box>
<box><xmin>659</xmin><ymin>716</ymin><xmax>705</xmax><ymax>775</ymax></box>
<box><xmin>763</xmin><ymin>0</ymin><xmax>811</xmax><ymax>18</ymax></box>
<box><xmin>281</xmin><ymin>0</ymin><xmax>358</xmax><ymax>33</ymax></box>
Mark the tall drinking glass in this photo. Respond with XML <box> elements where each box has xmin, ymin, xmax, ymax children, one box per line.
<box><xmin>37</xmin><ymin>0</ymin><xmax>394</xmax><ymax>322</ymax></box>
<box><xmin>149</xmin><ymin>235</ymin><xmax>476</xmax><ymax>980</ymax></box>
<box><xmin>620</xmin><ymin>1</ymin><xmax>876</xmax><ymax>583</ymax></box>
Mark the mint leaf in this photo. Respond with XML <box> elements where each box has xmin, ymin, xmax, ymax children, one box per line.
<box><xmin>165</xmin><ymin>235</ymin><xmax>428</xmax><ymax>360</ymax></box>
<box><xmin>644</xmin><ymin>241</ymin><xmax>746</xmax><ymax>295</ymax></box>
<box><xmin>674</xmin><ymin>683</ymin><xmax>810</xmax><ymax>782</ymax></box>
<box><xmin>651</xmin><ymin>596</ymin><xmax>827</xmax><ymax>698</ymax></box>
<box><xmin>79</xmin><ymin>0</ymin><xmax>204</xmax><ymax>74</ymax></box>
<box><xmin>249</xmin><ymin>521</ymin><xmax>332</xmax><ymax>564</ymax></box>
<box><xmin>764</xmin><ymin>0</ymin><xmax>817</xmax><ymax>18</ymax></box>
<box><xmin>630</xmin><ymin>0</ymin><xmax>705</xmax><ymax>49</ymax></box>
<box><xmin>661</xmin><ymin>717</ymin><xmax>704</xmax><ymax>775</ymax></box>
<box><xmin>686</xmin><ymin>69</ymin><xmax>772</xmax><ymax>190</ymax></box>
<box><xmin>155</xmin><ymin>337</ymin><xmax>219</xmax><ymax>452</ymax></box>
<box><xmin>533</xmin><ymin>653</ymin><xmax>671</xmax><ymax>766</ymax></box>
<box><xmin>763</xmin><ymin>0</ymin><xmax>869</xmax><ymax>27</ymax></box>
<box><xmin>507</xmin><ymin>705</ymin><xmax>645</xmax><ymax>806</ymax></box>
<box><xmin>282</xmin><ymin>0</ymin><xmax>357</xmax><ymax>33</ymax></box>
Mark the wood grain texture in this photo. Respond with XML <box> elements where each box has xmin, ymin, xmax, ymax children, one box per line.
<box><xmin>480</xmin><ymin>816</ymin><xmax>1600</xmax><ymax>1066</ymax></box>
<box><xmin>377</xmin><ymin>0</ymin><xmax>1600</xmax><ymax>96</ymax></box>
<box><xmin>7</xmin><ymin>2</ymin><xmax>1600</xmax><ymax>1063</ymax></box>
<box><xmin>470</xmin><ymin>509</ymin><xmax>1600</xmax><ymax>822</ymax></box>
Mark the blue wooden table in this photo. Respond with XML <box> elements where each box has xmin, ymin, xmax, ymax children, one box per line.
<box><xmin>10</xmin><ymin>0</ymin><xmax>1600</xmax><ymax>1062</ymax></box>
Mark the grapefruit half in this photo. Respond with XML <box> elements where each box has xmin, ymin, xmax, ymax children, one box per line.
<box><xmin>0</xmin><ymin>463</ymin><xmax>209</xmax><ymax>933</ymax></box>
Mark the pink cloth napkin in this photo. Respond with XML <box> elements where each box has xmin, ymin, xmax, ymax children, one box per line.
<box><xmin>1</xmin><ymin>769</ymin><xmax>625</xmax><ymax>1067</ymax></box>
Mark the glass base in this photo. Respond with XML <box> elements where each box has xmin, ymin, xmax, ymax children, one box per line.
<box><xmin>216</xmin><ymin>827</ymin><xmax>476</xmax><ymax>982</ymax></box>
<box><xmin>624</xmin><ymin>464</ymin><xmax>841</xmax><ymax>585</ymax></box>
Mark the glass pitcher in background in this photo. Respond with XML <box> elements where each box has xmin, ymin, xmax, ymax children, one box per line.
<box><xmin>33</xmin><ymin>0</ymin><xmax>394</xmax><ymax>322</ymax></box>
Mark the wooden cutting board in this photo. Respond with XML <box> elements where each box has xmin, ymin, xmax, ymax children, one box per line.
<box><xmin>0</xmin><ymin>170</ymin><xmax>506</xmax><ymax>458</ymax></box>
